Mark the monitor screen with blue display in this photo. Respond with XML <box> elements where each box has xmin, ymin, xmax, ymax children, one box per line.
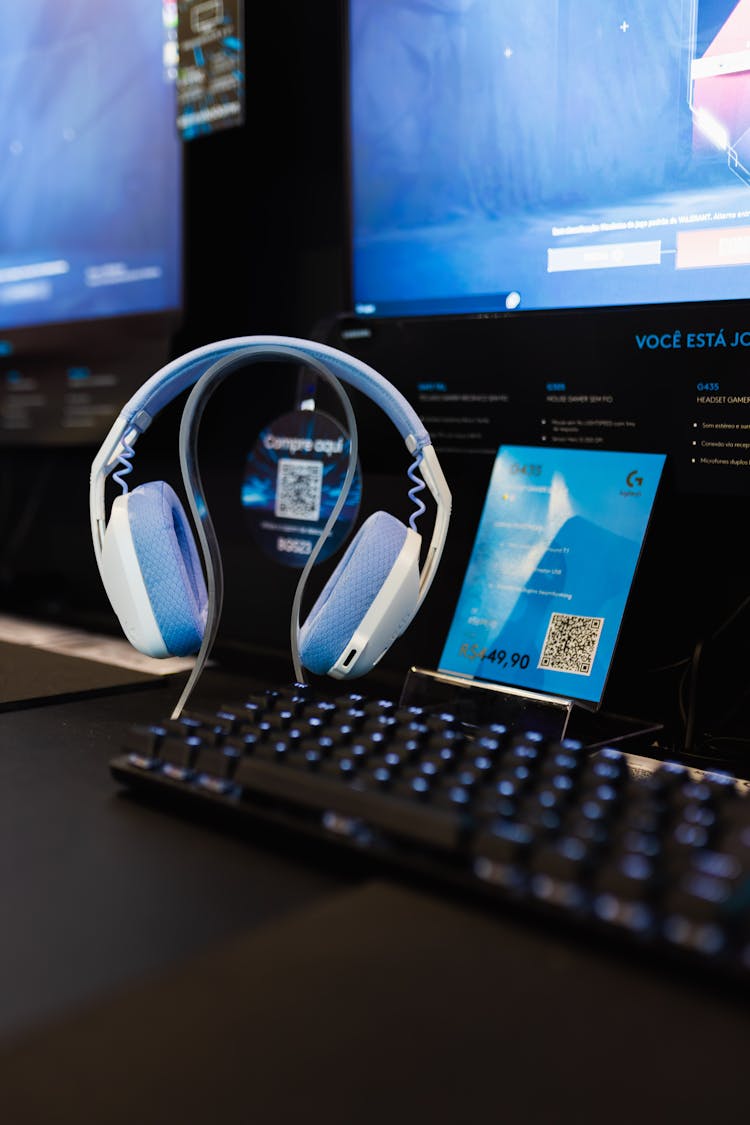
<box><xmin>348</xmin><ymin>0</ymin><xmax>750</xmax><ymax>319</ymax></box>
<box><xmin>0</xmin><ymin>0</ymin><xmax>182</xmax><ymax>443</ymax></box>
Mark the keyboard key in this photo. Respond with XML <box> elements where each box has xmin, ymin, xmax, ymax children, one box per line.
<box><xmin>473</xmin><ymin>820</ymin><xmax>535</xmax><ymax>865</ymax></box>
<box><xmin>158</xmin><ymin>734</ymin><xmax>204</xmax><ymax>777</ymax></box>
<box><xmin>194</xmin><ymin>744</ymin><xmax>241</xmax><ymax>781</ymax></box>
<box><xmin>123</xmin><ymin>723</ymin><xmax>166</xmax><ymax>763</ymax></box>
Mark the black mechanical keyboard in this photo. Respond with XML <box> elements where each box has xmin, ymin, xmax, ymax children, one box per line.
<box><xmin>111</xmin><ymin>681</ymin><xmax>750</xmax><ymax>985</ymax></box>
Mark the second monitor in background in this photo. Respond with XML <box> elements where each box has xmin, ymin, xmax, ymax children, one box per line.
<box><xmin>0</xmin><ymin>0</ymin><xmax>183</xmax><ymax>446</ymax></box>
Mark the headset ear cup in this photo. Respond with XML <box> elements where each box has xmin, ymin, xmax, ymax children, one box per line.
<box><xmin>128</xmin><ymin>481</ymin><xmax>208</xmax><ymax>655</ymax></box>
<box><xmin>299</xmin><ymin>510</ymin><xmax>418</xmax><ymax>676</ymax></box>
<box><xmin>102</xmin><ymin>481</ymin><xmax>208</xmax><ymax>657</ymax></box>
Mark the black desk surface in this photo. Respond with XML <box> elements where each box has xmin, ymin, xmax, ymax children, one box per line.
<box><xmin>1</xmin><ymin>652</ymin><xmax>749</xmax><ymax>1124</ymax></box>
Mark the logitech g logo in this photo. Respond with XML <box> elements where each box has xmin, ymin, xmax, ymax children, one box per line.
<box><xmin>621</xmin><ymin>468</ymin><xmax>643</xmax><ymax>497</ymax></box>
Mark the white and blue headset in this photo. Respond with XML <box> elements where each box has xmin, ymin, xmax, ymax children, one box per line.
<box><xmin>90</xmin><ymin>335</ymin><xmax>452</xmax><ymax>683</ymax></box>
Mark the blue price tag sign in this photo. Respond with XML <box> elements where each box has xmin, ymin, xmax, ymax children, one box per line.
<box><xmin>439</xmin><ymin>445</ymin><xmax>666</xmax><ymax>705</ymax></box>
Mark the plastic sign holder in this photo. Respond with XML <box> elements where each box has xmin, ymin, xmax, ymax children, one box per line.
<box><xmin>400</xmin><ymin>665</ymin><xmax>663</xmax><ymax>752</ymax></box>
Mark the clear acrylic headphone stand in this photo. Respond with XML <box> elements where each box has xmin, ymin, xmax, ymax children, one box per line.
<box><xmin>172</xmin><ymin>346</ymin><xmax>360</xmax><ymax>720</ymax></box>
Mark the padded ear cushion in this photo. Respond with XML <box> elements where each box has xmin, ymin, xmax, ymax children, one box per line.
<box><xmin>299</xmin><ymin>510</ymin><xmax>409</xmax><ymax>675</ymax></box>
<box><xmin>127</xmin><ymin>481</ymin><xmax>208</xmax><ymax>656</ymax></box>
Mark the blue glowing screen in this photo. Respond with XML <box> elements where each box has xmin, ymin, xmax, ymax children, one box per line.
<box><xmin>348</xmin><ymin>0</ymin><xmax>750</xmax><ymax>317</ymax></box>
<box><xmin>0</xmin><ymin>0</ymin><xmax>182</xmax><ymax>331</ymax></box>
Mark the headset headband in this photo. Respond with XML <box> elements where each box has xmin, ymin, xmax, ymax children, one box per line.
<box><xmin>90</xmin><ymin>334</ymin><xmax>451</xmax><ymax>607</ymax></box>
<box><xmin>106</xmin><ymin>334</ymin><xmax>429</xmax><ymax>445</ymax></box>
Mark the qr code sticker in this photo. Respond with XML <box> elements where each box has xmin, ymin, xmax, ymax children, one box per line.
<box><xmin>275</xmin><ymin>458</ymin><xmax>323</xmax><ymax>521</ymax></box>
<box><xmin>538</xmin><ymin>612</ymin><xmax>604</xmax><ymax>676</ymax></box>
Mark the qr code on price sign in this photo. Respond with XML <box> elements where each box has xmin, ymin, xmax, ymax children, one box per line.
<box><xmin>538</xmin><ymin>612</ymin><xmax>604</xmax><ymax>676</ymax></box>
<box><xmin>275</xmin><ymin>458</ymin><xmax>323</xmax><ymax>521</ymax></box>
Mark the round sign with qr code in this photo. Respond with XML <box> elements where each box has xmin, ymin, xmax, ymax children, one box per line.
<box><xmin>241</xmin><ymin>410</ymin><xmax>362</xmax><ymax>568</ymax></box>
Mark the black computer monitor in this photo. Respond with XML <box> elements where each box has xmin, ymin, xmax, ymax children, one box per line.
<box><xmin>328</xmin><ymin>0</ymin><xmax>750</xmax><ymax>756</ymax></box>
<box><xmin>0</xmin><ymin>0</ymin><xmax>183</xmax><ymax>446</ymax></box>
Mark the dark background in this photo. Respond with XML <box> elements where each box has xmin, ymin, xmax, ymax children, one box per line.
<box><xmin>1</xmin><ymin>0</ymin><xmax>749</xmax><ymax>769</ymax></box>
